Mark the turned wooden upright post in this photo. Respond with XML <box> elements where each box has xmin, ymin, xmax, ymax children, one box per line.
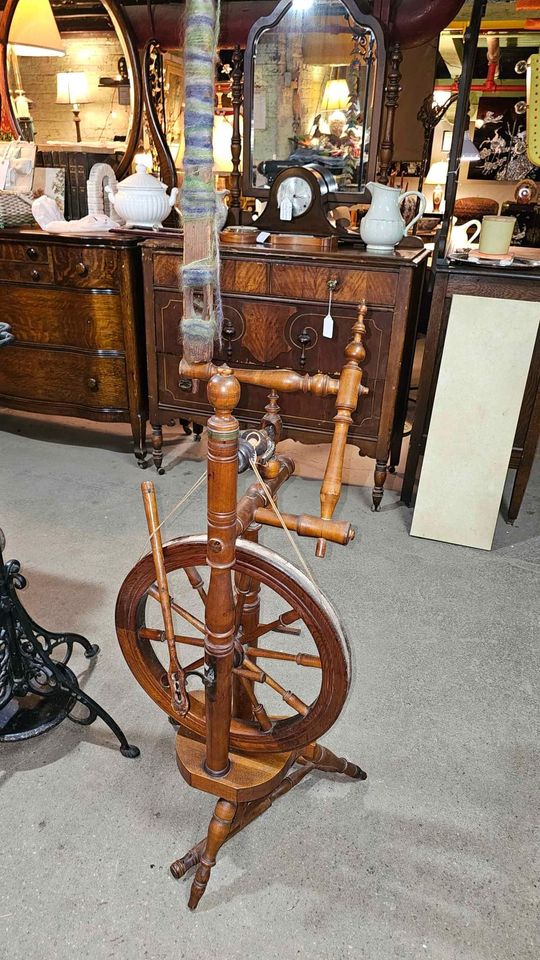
<box><xmin>228</xmin><ymin>44</ymin><xmax>243</xmax><ymax>226</ymax></box>
<box><xmin>378</xmin><ymin>42</ymin><xmax>402</xmax><ymax>184</ymax></box>
<box><xmin>204</xmin><ymin>372</ymin><xmax>241</xmax><ymax>776</ymax></box>
<box><xmin>316</xmin><ymin>303</ymin><xmax>368</xmax><ymax>558</ymax></box>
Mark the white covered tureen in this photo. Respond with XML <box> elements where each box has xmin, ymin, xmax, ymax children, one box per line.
<box><xmin>105</xmin><ymin>165</ymin><xmax>178</xmax><ymax>229</ymax></box>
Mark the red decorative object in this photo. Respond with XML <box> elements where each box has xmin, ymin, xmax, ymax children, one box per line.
<box><xmin>0</xmin><ymin>104</ymin><xmax>14</xmax><ymax>141</ymax></box>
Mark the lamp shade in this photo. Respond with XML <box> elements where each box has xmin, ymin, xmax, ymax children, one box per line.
<box><xmin>320</xmin><ymin>78</ymin><xmax>350</xmax><ymax>113</ymax></box>
<box><xmin>10</xmin><ymin>0</ymin><xmax>64</xmax><ymax>57</ymax></box>
<box><xmin>425</xmin><ymin>160</ymin><xmax>449</xmax><ymax>184</ymax></box>
<box><xmin>57</xmin><ymin>72</ymin><xmax>90</xmax><ymax>105</ymax></box>
<box><xmin>461</xmin><ymin>131</ymin><xmax>480</xmax><ymax>163</ymax></box>
<box><xmin>213</xmin><ymin>114</ymin><xmax>234</xmax><ymax>173</ymax></box>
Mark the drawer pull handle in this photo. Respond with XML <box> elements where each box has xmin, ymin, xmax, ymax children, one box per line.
<box><xmin>327</xmin><ymin>278</ymin><xmax>339</xmax><ymax>291</ymax></box>
<box><xmin>26</xmin><ymin>247</ymin><xmax>38</xmax><ymax>261</ymax></box>
<box><xmin>223</xmin><ymin>317</ymin><xmax>236</xmax><ymax>360</ymax></box>
<box><xmin>178</xmin><ymin>377</ymin><xmax>193</xmax><ymax>392</ymax></box>
<box><xmin>31</xmin><ymin>269</ymin><xmax>40</xmax><ymax>282</ymax></box>
<box><xmin>87</xmin><ymin>377</ymin><xmax>99</xmax><ymax>391</ymax></box>
<box><xmin>296</xmin><ymin>328</ymin><xmax>313</xmax><ymax>369</ymax></box>
<box><xmin>76</xmin><ymin>262</ymin><xmax>88</xmax><ymax>277</ymax></box>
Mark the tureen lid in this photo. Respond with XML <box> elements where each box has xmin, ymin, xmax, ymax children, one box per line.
<box><xmin>117</xmin><ymin>164</ymin><xmax>167</xmax><ymax>192</ymax></box>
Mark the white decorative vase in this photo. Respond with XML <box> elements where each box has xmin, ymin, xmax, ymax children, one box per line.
<box><xmin>360</xmin><ymin>181</ymin><xmax>427</xmax><ymax>254</ymax></box>
<box><xmin>105</xmin><ymin>165</ymin><xmax>178</xmax><ymax>229</ymax></box>
<box><xmin>216</xmin><ymin>189</ymin><xmax>230</xmax><ymax>231</ymax></box>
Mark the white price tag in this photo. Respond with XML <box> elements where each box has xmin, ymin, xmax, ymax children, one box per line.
<box><xmin>322</xmin><ymin>283</ymin><xmax>335</xmax><ymax>338</ymax></box>
<box><xmin>280</xmin><ymin>196</ymin><xmax>293</xmax><ymax>221</ymax></box>
<box><xmin>323</xmin><ymin>313</ymin><xmax>334</xmax><ymax>338</ymax></box>
<box><xmin>256</xmin><ymin>231</ymin><xmax>270</xmax><ymax>244</ymax></box>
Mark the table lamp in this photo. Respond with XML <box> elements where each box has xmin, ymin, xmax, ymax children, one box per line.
<box><xmin>9</xmin><ymin>0</ymin><xmax>64</xmax><ymax>57</ymax></box>
<box><xmin>425</xmin><ymin>160</ymin><xmax>449</xmax><ymax>212</ymax></box>
<box><xmin>320</xmin><ymin>78</ymin><xmax>350</xmax><ymax>137</ymax></box>
<box><xmin>57</xmin><ymin>72</ymin><xmax>90</xmax><ymax>142</ymax></box>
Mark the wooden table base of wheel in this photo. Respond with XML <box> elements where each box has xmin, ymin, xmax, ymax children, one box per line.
<box><xmin>174</xmin><ymin>733</ymin><xmax>366</xmax><ymax>910</ymax></box>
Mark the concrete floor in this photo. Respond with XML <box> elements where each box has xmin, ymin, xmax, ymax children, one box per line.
<box><xmin>0</xmin><ymin>410</ymin><xmax>538</xmax><ymax>960</ymax></box>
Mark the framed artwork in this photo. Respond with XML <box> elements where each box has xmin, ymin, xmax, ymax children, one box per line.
<box><xmin>32</xmin><ymin>167</ymin><xmax>66</xmax><ymax>214</ymax></box>
<box><xmin>469</xmin><ymin>96</ymin><xmax>539</xmax><ymax>182</ymax></box>
<box><xmin>441</xmin><ymin>130</ymin><xmax>453</xmax><ymax>153</ymax></box>
<box><xmin>0</xmin><ymin>140</ymin><xmax>36</xmax><ymax>193</ymax></box>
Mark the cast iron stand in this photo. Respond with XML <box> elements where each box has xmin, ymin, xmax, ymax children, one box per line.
<box><xmin>0</xmin><ymin>527</ymin><xmax>139</xmax><ymax>756</ymax></box>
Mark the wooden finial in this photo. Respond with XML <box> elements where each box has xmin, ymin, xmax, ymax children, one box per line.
<box><xmin>207</xmin><ymin>371</ymin><xmax>241</xmax><ymax>417</ymax></box>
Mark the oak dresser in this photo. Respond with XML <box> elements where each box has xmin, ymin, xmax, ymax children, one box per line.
<box><xmin>0</xmin><ymin>227</ymin><xmax>148</xmax><ymax>466</ymax></box>
<box><xmin>143</xmin><ymin>238</ymin><xmax>427</xmax><ymax>509</ymax></box>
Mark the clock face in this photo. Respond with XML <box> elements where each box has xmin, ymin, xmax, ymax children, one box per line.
<box><xmin>277</xmin><ymin>176</ymin><xmax>313</xmax><ymax>218</ymax></box>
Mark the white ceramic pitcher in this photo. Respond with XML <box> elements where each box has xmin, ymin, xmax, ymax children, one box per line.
<box><xmin>360</xmin><ymin>181</ymin><xmax>427</xmax><ymax>254</ymax></box>
<box><xmin>448</xmin><ymin>217</ymin><xmax>482</xmax><ymax>254</ymax></box>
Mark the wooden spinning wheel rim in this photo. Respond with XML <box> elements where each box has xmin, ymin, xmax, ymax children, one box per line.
<box><xmin>115</xmin><ymin>536</ymin><xmax>352</xmax><ymax>754</ymax></box>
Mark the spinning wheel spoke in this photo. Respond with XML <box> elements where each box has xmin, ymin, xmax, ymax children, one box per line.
<box><xmin>242</xmin><ymin>657</ymin><xmax>310</xmax><ymax>717</ymax></box>
<box><xmin>185</xmin><ymin>655</ymin><xmax>205</xmax><ymax>673</ymax></box>
<box><xmin>139</xmin><ymin>627</ymin><xmax>204</xmax><ymax>648</ymax></box>
<box><xmin>148</xmin><ymin>584</ymin><xmax>205</xmax><ymax>634</ymax></box>
<box><xmin>245</xmin><ymin>609</ymin><xmax>301</xmax><ymax>643</ymax></box>
<box><xmin>238</xmin><ymin>676</ymin><xmax>273</xmax><ymax>732</ymax></box>
<box><xmin>184</xmin><ymin>567</ymin><xmax>207</xmax><ymax>604</ymax></box>
<box><xmin>233</xmin><ymin>574</ymin><xmax>253</xmax><ymax>632</ymax></box>
<box><xmin>244</xmin><ymin>646</ymin><xmax>320</xmax><ymax>668</ymax></box>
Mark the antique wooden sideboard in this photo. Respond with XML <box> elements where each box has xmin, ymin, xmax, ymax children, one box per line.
<box><xmin>0</xmin><ymin>227</ymin><xmax>148</xmax><ymax>466</ymax></box>
<box><xmin>402</xmin><ymin>254</ymin><xmax>540</xmax><ymax>522</ymax></box>
<box><xmin>143</xmin><ymin>237</ymin><xmax>428</xmax><ymax>509</ymax></box>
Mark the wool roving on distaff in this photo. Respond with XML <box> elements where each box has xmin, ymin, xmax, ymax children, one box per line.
<box><xmin>180</xmin><ymin>0</ymin><xmax>223</xmax><ymax>363</ymax></box>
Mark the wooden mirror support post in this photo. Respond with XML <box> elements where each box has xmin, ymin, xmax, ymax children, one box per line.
<box><xmin>116</xmin><ymin>325</ymin><xmax>371</xmax><ymax>909</ymax></box>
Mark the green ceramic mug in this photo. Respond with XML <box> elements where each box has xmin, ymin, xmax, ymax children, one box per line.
<box><xmin>478</xmin><ymin>215</ymin><xmax>516</xmax><ymax>256</ymax></box>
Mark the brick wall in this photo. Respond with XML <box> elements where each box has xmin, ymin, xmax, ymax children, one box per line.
<box><xmin>17</xmin><ymin>32</ymin><xmax>131</xmax><ymax>145</ymax></box>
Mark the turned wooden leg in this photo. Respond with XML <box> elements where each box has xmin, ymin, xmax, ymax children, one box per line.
<box><xmin>130</xmin><ymin>413</ymin><xmax>148</xmax><ymax>469</ymax></box>
<box><xmin>299</xmin><ymin>742</ymin><xmax>366</xmax><ymax>780</ymax></box>
<box><xmin>188</xmin><ymin>798</ymin><xmax>237</xmax><ymax>910</ymax></box>
<box><xmin>372</xmin><ymin>459</ymin><xmax>387</xmax><ymax>512</ymax></box>
<box><xmin>193</xmin><ymin>422</ymin><xmax>204</xmax><ymax>442</ymax></box>
<box><xmin>151</xmin><ymin>423</ymin><xmax>165</xmax><ymax>475</ymax></box>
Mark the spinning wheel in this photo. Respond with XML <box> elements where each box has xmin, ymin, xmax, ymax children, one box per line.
<box><xmin>116</xmin><ymin>536</ymin><xmax>351</xmax><ymax>754</ymax></box>
<box><xmin>115</xmin><ymin>365</ymin><xmax>368</xmax><ymax>909</ymax></box>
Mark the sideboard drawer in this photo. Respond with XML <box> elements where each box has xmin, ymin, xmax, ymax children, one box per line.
<box><xmin>0</xmin><ymin>346</ymin><xmax>128</xmax><ymax>409</ymax></box>
<box><xmin>1</xmin><ymin>286</ymin><xmax>125</xmax><ymax>350</ymax></box>
<box><xmin>0</xmin><ymin>261</ymin><xmax>54</xmax><ymax>284</ymax></box>
<box><xmin>270</xmin><ymin>263</ymin><xmax>398</xmax><ymax>307</ymax></box>
<box><xmin>153</xmin><ymin>290</ymin><xmax>393</xmax><ymax>385</ymax></box>
<box><xmin>0</xmin><ymin>241</ymin><xmax>50</xmax><ymax>263</ymax></box>
<box><xmin>221</xmin><ymin>259</ymin><xmax>268</xmax><ymax>295</ymax></box>
<box><xmin>153</xmin><ymin>253</ymin><xmax>182</xmax><ymax>289</ymax></box>
<box><xmin>52</xmin><ymin>245</ymin><xmax>118</xmax><ymax>289</ymax></box>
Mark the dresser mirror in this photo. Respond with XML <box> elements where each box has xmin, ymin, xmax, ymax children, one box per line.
<box><xmin>1</xmin><ymin>0</ymin><xmax>142</xmax><ymax>178</ymax></box>
<box><xmin>243</xmin><ymin>0</ymin><xmax>385</xmax><ymax>204</ymax></box>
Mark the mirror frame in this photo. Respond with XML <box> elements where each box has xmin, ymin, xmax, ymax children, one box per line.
<box><xmin>0</xmin><ymin>0</ymin><xmax>143</xmax><ymax>180</ymax></box>
<box><xmin>242</xmin><ymin>0</ymin><xmax>386</xmax><ymax>205</ymax></box>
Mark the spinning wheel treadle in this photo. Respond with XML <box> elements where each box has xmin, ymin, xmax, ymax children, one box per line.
<box><xmin>115</xmin><ymin>536</ymin><xmax>351</xmax><ymax>754</ymax></box>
